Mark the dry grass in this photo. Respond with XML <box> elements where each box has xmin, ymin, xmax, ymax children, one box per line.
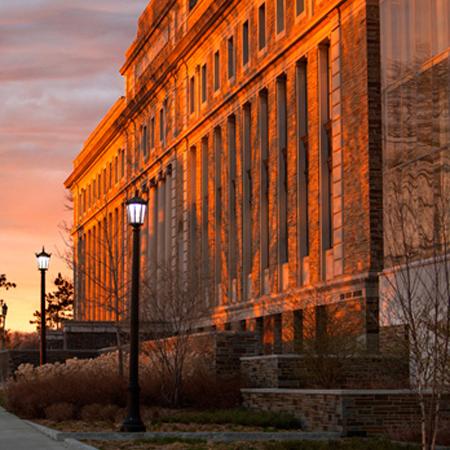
<box><xmin>83</xmin><ymin>439</ymin><xmax>420</xmax><ymax>450</ymax></box>
<box><xmin>4</xmin><ymin>353</ymin><xmax>241</xmax><ymax>420</ymax></box>
<box><xmin>34</xmin><ymin>406</ymin><xmax>302</xmax><ymax>433</ymax></box>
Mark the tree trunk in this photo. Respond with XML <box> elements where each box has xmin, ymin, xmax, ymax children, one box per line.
<box><xmin>116</xmin><ymin>325</ymin><xmax>124</xmax><ymax>378</ymax></box>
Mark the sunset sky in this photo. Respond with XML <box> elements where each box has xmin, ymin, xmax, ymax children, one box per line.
<box><xmin>0</xmin><ymin>0</ymin><xmax>148</xmax><ymax>331</ymax></box>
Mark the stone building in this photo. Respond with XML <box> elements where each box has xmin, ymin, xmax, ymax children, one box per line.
<box><xmin>65</xmin><ymin>0</ymin><xmax>450</xmax><ymax>353</ymax></box>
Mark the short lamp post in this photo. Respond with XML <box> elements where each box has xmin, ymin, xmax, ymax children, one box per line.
<box><xmin>36</xmin><ymin>247</ymin><xmax>51</xmax><ymax>366</ymax></box>
<box><xmin>0</xmin><ymin>301</ymin><xmax>8</xmax><ymax>349</ymax></box>
<box><xmin>121</xmin><ymin>193</ymin><xmax>147</xmax><ymax>433</ymax></box>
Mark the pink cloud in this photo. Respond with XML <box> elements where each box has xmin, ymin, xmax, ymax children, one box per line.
<box><xmin>0</xmin><ymin>0</ymin><xmax>149</xmax><ymax>331</ymax></box>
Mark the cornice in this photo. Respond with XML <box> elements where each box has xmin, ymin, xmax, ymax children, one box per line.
<box><xmin>64</xmin><ymin>97</ymin><xmax>126</xmax><ymax>189</ymax></box>
<box><xmin>120</xmin><ymin>0</ymin><xmax>177</xmax><ymax>75</ymax></box>
<box><xmin>65</xmin><ymin>0</ymin><xmax>348</xmax><ymax>190</ymax></box>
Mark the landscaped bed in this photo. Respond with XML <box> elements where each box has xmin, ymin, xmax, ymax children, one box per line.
<box><xmin>82</xmin><ymin>438</ymin><xmax>420</xmax><ymax>450</ymax></box>
<box><xmin>34</xmin><ymin>407</ymin><xmax>303</xmax><ymax>433</ymax></box>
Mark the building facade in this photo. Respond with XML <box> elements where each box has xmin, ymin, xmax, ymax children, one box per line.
<box><xmin>65</xmin><ymin>0</ymin><xmax>449</xmax><ymax>353</ymax></box>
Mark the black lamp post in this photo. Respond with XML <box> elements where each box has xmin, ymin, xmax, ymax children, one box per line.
<box><xmin>36</xmin><ymin>247</ymin><xmax>51</xmax><ymax>366</ymax></box>
<box><xmin>121</xmin><ymin>193</ymin><xmax>147</xmax><ymax>433</ymax></box>
<box><xmin>0</xmin><ymin>301</ymin><xmax>7</xmax><ymax>349</ymax></box>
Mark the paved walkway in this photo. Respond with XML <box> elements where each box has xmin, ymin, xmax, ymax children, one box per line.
<box><xmin>0</xmin><ymin>407</ymin><xmax>69</xmax><ymax>450</ymax></box>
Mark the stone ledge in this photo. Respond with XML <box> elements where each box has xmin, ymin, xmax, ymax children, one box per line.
<box><xmin>241</xmin><ymin>388</ymin><xmax>450</xmax><ymax>436</ymax></box>
<box><xmin>240</xmin><ymin>353</ymin><xmax>389</xmax><ymax>361</ymax></box>
<box><xmin>241</xmin><ymin>388</ymin><xmax>415</xmax><ymax>395</ymax></box>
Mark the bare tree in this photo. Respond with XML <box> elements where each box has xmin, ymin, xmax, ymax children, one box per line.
<box><xmin>141</xmin><ymin>261</ymin><xmax>208</xmax><ymax>407</ymax></box>
<box><xmin>297</xmin><ymin>287</ymin><xmax>366</xmax><ymax>388</ymax></box>
<box><xmin>381</xmin><ymin>171</ymin><xmax>450</xmax><ymax>450</ymax></box>
<box><xmin>60</xmin><ymin>190</ymin><xmax>131</xmax><ymax>377</ymax></box>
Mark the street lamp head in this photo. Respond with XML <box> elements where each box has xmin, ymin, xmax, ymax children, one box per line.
<box><xmin>126</xmin><ymin>193</ymin><xmax>147</xmax><ymax>227</ymax></box>
<box><xmin>36</xmin><ymin>247</ymin><xmax>51</xmax><ymax>271</ymax></box>
<box><xmin>2</xmin><ymin>303</ymin><xmax>7</xmax><ymax>317</ymax></box>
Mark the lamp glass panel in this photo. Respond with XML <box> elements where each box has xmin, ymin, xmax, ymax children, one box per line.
<box><xmin>127</xmin><ymin>202</ymin><xmax>147</xmax><ymax>226</ymax></box>
<box><xmin>36</xmin><ymin>255</ymin><xmax>50</xmax><ymax>270</ymax></box>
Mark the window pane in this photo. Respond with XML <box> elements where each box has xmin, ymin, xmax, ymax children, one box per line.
<box><xmin>243</xmin><ymin>21</ymin><xmax>249</xmax><ymax>65</ymax></box>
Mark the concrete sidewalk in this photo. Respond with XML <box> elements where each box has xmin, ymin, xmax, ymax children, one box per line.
<box><xmin>0</xmin><ymin>407</ymin><xmax>69</xmax><ymax>450</ymax></box>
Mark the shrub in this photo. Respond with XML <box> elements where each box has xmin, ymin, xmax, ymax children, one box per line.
<box><xmin>80</xmin><ymin>403</ymin><xmax>120</xmax><ymax>422</ymax></box>
<box><xmin>5</xmin><ymin>353</ymin><xmax>126</xmax><ymax>419</ymax></box>
<box><xmin>162</xmin><ymin>408</ymin><xmax>302</xmax><ymax>430</ymax></box>
<box><xmin>4</xmin><ymin>348</ymin><xmax>243</xmax><ymax>419</ymax></box>
<box><xmin>183</xmin><ymin>371</ymin><xmax>241</xmax><ymax>409</ymax></box>
<box><xmin>44</xmin><ymin>402</ymin><xmax>76</xmax><ymax>421</ymax></box>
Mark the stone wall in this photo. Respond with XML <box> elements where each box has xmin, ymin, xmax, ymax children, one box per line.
<box><xmin>241</xmin><ymin>388</ymin><xmax>450</xmax><ymax>436</ymax></box>
<box><xmin>214</xmin><ymin>332</ymin><xmax>259</xmax><ymax>377</ymax></box>
<box><xmin>241</xmin><ymin>354</ymin><xmax>409</xmax><ymax>389</ymax></box>
<box><xmin>63</xmin><ymin>321</ymin><xmax>119</xmax><ymax>350</ymax></box>
<box><xmin>68</xmin><ymin>0</ymin><xmax>386</xmax><ymax>357</ymax></box>
<box><xmin>143</xmin><ymin>331</ymin><xmax>259</xmax><ymax>378</ymax></box>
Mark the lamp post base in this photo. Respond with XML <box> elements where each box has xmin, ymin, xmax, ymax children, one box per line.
<box><xmin>120</xmin><ymin>417</ymin><xmax>146</xmax><ymax>433</ymax></box>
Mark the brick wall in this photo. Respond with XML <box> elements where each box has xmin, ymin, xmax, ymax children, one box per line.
<box><xmin>241</xmin><ymin>388</ymin><xmax>450</xmax><ymax>436</ymax></box>
<box><xmin>241</xmin><ymin>354</ymin><xmax>409</xmax><ymax>389</ymax></box>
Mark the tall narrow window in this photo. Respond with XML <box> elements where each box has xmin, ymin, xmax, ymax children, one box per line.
<box><xmin>201</xmin><ymin>64</ymin><xmax>207</xmax><ymax>103</ymax></box>
<box><xmin>87</xmin><ymin>229</ymin><xmax>92</xmax><ymax>319</ymax></box>
<box><xmin>115</xmin><ymin>155</ymin><xmax>119</xmax><ymax>183</ymax></box>
<box><xmin>109</xmin><ymin>162</ymin><xmax>112</xmax><ymax>189</ymax></box>
<box><xmin>160</xmin><ymin>105</ymin><xmax>166</xmax><ymax>146</ymax></box>
<box><xmin>228</xmin><ymin>36</ymin><xmax>235</xmax><ymax>79</ymax></box>
<box><xmin>259</xmin><ymin>90</ymin><xmax>270</xmax><ymax>272</ymax></box>
<box><xmin>296</xmin><ymin>60</ymin><xmax>309</xmax><ymax>264</ymax></box>
<box><xmin>214</xmin><ymin>51</ymin><xmax>220</xmax><ymax>91</ymax></box>
<box><xmin>150</xmin><ymin>117</ymin><xmax>155</xmax><ymax>150</ymax></box>
<box><xmin>201</xmin><ymin>137</ymin><xmax>209</xmax><ymax>276</ymax></box>
<box><xmin>150</xmin><ymin>182</ymin><xmax>158</xmax><ymax>274</ymax></box>
<box><xmin>228</xmin><ymin>115</ymin><xmax>237</xmax><ymax>287</ymax></box>
<box><xmin>189</xmin><ymin>76</ymin><xmax>195</xmax><ymax>114</ymax></box>
<box><xmin>277</xmin><ymin>75</ymin><xmax>288</xmax><ymax>265</ymax></box>
<box><xmin>276</xmin><ymin>0</ymin><xmax>285</xmax><ymax>33</ymax></box>
<box><xmin>164</xmin><ymin>168</ymin><xmax>172</xmax><ymax>263</ymax></box>
<box><xmin>157</xmin><ymin>176</ymin><xmax>166</xmax><ymax>266</ymax></box>
<box><xmin>258</xmin><ymin>3</ymin><xmax>266</xmax><ymax>50</ymax></box>
<box><xmin>243</xmin><ymin>21</ymin><xmax>249</xmax><ymax>65</ymax></box>
<box><xmin>242</xmin><ymin>103</ymin><xmax>252</xmax><ymax>294</ymax></box>
<box><xmin>319</xmin><ymin>44</ymin><xmax>333</xmax><ymax>254</ymax></box>
<box><xmin>121</xmin><ymin>149</ymin><xmax>125</xmax><ymax>178</ymax></box>
<box><xmin>139</xmin><ymin>125</ymin><xmax>143</xmax><ymax>157</ymax></box>
<box><xmin>142</xmin><ymin>125</ymin><xmax>148</xmax><ymax>159</ymax></box>
<box><xmin>189</xmin><ymin>146</ymin><xmax>198</xmax><ymax>265</ymax></box>
<box><xmin>78</xmin><ymin>194</ymin><xmax>82</xmax><ymax>217</ymax></box>
<box><xmin>296</xmin><ymin>0</ymin><xmax>305</xmax><ymax>15</ymax></box>
<box><xmin>214</xmin><ymin>127</ymin><xmax>222</xmax><ymax>289</ymax></box>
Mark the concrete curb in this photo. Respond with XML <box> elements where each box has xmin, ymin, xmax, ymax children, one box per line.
<box><xmin>25</xmin><ymin>421</ymin><xmax>450</xmax><ymax>449</ymax></box>
<box><xmin>64</xmin><ymin>438</ymin><xmax>99</xmax><ymax>450</ymax></box>
<box><xmin>25</xmin><ymin>420</ymin><xmax>66</xmax><ymax>441</ymax></box>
